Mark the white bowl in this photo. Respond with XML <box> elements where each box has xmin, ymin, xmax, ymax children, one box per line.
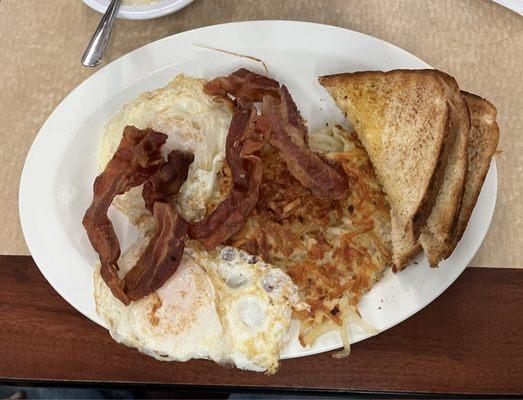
<box><xmin>82</xmin><ymin>0</ymin><xmax>193</xmax><ymax>20</ymax></box>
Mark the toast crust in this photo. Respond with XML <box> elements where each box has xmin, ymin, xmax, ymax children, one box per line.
<box><xmin>412</xmin><ymin>107</ymin><xmax>450</xmax><ymax>239</ymax></box>
<box><xmin>419</xmin><ymin>75</ymin><xmax>471</xmax><ymax>266</ymax></box>
<box><xmin>454</xmin><ymin>92</ymin><xmax>499</xmax><ymax>243</ymax></box>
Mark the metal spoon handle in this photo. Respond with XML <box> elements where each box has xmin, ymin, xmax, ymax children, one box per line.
<box><xmin>81</xmin><ymin>0</ymin><xmax>123</xmax><ymax>67</ymax></box>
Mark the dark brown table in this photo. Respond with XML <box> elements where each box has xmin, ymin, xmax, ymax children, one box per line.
<box><xmin>1</xmin><ymin>255</ymin><xmax>522</xmax><ymax>396</ymax></box>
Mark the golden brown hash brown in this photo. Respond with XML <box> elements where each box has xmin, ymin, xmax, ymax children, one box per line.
<box><xmin>212</xmin><ymin>127</ymin><xmax>392</xmax><ymax>346</ymax></box>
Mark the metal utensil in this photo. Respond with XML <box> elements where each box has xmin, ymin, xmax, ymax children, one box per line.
<box><xmin>81</xmin><ymin>0</ymin><xmax>123</xmax><ymax>67</ymax></box>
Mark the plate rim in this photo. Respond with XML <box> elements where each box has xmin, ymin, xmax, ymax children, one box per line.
<box><xmin>19</xmin><ymin>20</ymin><xmax>499</xmax><ymax>360</ymax></box>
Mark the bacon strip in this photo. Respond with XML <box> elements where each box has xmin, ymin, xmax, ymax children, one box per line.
<box><xmin>203</xmin><ymin>68</ymin><xmax>279</xmax><ymax>104</ymax></box>
<box><xmin>207</xmin><ymin>68</ymin><xmax>348</xmax><ymax>199</ymax></box>
<box><xmin>83</xmin><ymin>126</ymin><xmax>193</xmax><ymax>305</ymax></box>
<box><xmin>122</xmin><ymin>202</ymin><xmax>188</xmax><ymax>301</ymax></box>
<box><xmin>142</xmin><ymin>150</ymin><xmax>194</xmax><ymax>213</ymax></box>
<box><xmin>188</xmin><ymin>106</ymin><xmax>266</xmax><ymax>250</ymax></box>
<box><xmin>83</xmin><ymin>126</ymin><xmax>167</xmax><ymax>302</ymax></box>
<box><xmin>263</xmin><ymin>86</ymin><xmax>348</xmax><ymax>199</ymax></box>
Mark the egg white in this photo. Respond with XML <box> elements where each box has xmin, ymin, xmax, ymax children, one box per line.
<box><xmin>99</xmin><ymin>75</ymin><xmax>233</xmax><ymax>228</ymax></box>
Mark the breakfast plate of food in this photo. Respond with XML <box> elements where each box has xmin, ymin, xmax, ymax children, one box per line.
<box><xmin>19</xmin><ymin>21</ymin><xmax>499</xmax><ymax>373</ymax></box>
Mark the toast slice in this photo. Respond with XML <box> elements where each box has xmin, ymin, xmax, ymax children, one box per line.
<box><xmin>454</xmin><ymin>92</ymin><xmax>499</xmax><ymax>242</ymax></box>
<box><xmin>418</xmin><ymin>78</ymin><xmax>470</xmax><ymax>266</ymax></box>
<box><xmin>319</xmin><ymin>69</ymin><xmax>461</xmax><ymax>270</ymax></box>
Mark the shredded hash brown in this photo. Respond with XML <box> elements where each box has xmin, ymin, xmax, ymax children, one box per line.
<box><xmin>213</xmin><ymin>126</ymin><xmax>392</xmax><ymax>348</ymax></box>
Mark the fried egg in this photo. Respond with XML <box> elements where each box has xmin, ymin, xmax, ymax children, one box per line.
<box><xmin>94</xmin><ymin>239</ymin><xmax>300</xmax><ymax>373</ymax></box>
<box><xmin>190</xmin><ymin>245</ymin><xmax>303</xmax><ymax>372</ymax></box>
<box><xmin>99</xmin><ymin>75</ymin><xmax>233</xmax><ymax>227</ymax></box>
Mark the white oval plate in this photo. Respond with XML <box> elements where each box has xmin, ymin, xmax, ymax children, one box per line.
<box><xmin>83</xmin><ymin>0</ymin><xmax>193</xmax><ymax>20</ymax></box>
<box><xmin>19</xmin><ymin>21</ymin><xmax>497</xmax><ymax>359</ymax></box>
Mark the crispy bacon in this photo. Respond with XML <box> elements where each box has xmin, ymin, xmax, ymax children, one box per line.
<box><xmin>83</xmin><ymin>126</ymin><xmax>167</xmax><ymax>302</ymax></box>
<box><xmin>188</xmin><ymin>106</ymin><xmax>265</xmax><ymax>249</ymax></box>
<box><xmin>207</xmin><ymin>68</ymin><xmax>348</xmax><ymax>199</ymax></box>
<box><xmin>142</xmin><ymin>150</ymin><xmax>194</xmax><ymax>213</ymax></box>
<box><xmin>263</xmin><ymin>87</ymin><xmax>348</xmax><ymax>199</ymax></box>
<box><xmin>83</xmin><ymin>126</ymin><xmax>192</xmax><ymax>305</ymax></box>
<box><xmin>204</xmin><ymin>68</ymin><xmax>279</xmax><ymax>104</ymax></box>
<box><xmin>122</xmin><ymin>202</ymin><xmax>188</xmax><ymax>301</ymax></box>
